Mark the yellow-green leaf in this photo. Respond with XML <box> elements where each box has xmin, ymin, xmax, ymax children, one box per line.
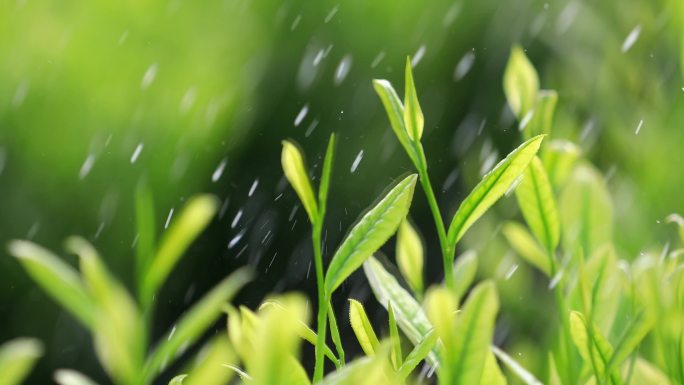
<box><xmin>503</xmin><ymin>45</ymin><xmax>539</xmax><ymax>119</ymax></box>
<box><xmin>542</xmin><ymin>139</ymin><xmax>581</xmax><ymax>189</ymax></box>
<box><xmin>569</xmin><ymin>311</ymin><xmax>615</xmax><ymax>381</ymax></box>
<box><xmin>54</xmin><ymin>370</ymin><xmax>101</xmax><ymax>385</ymax></box>
<box><xmin>281</xmin><ymin>140</ymin><xmax>318</xmax><ymax>222</ymax></box>
<box><xmin>348</xmin><ymin>299</ymin><xmax>380</xmax><ymax>356</ymax></box>
<box><xmin>481</xmin><ymin>350</ymin><xmax>508</xmax><ymax>385</ymax></box>
<box><xmin>0</xmin><ymin>338</ymin><xmax>43</xmax><ymax>385</ymax></box>
<box><xmin>396</xmin><ymin>219</ymin><xmax>424</xmax><ymax>295</ymax></box>
<box><xmin>325</xmin><ymin>174</ymin><xmax>417</xmax><ymax>295</ymax></box>
<box><xmin>515</xmin><ymin>156</ymin><xmax>560</xmax><ymax>253</ymax></box>
<box><xmin>522</xmin><ymin>90</ymin><xmax>558</xmax><ymax>139</ymax></box>
<box><xmin>372</xmin><ymin>79</ymin><xmax>417</xmax><ymax>165</ymax></box>
<box><xmin>396</xmin><ymin>330</ymin><xmax>438</xmax><ymax>380</ymax></box>
<box><xmin>502</xmin><ymin>222</ymin><xmax>551</xmax><ymax>276</ymax></box>
<box><xmin>447</xmin><ymin>135</ymin><xmax>544</xmax><ymax>246</ymax></box>
<box><xmin>403</xmin><ymin>57</ymin><xmax>424</xmax><ymax>141</ymax></box>
<box><xmin>318</xmin><ymin>133</ymin><xmax>337</xmax><ymax>213</ymax></box>
<box><xmin>492</xmin><ymin>346</ymin><xmax>543</xmax><ymax>385</ymax></box>
<box><xmin>425</xmin><ymin>286</ymin><xmax>458</xmax><ymax>350</ymax></box>
<box><xmin>182</xmin><ymin>337</ymin><xmax>235</xmax><ymax>385</ymax></box>
<box><xmin>388</xmin><ymin>303</ymin><xmax>403</xmax><ymax>370</ymax></box>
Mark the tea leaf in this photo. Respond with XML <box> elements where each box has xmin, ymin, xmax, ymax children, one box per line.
<box><xmin>606</xmin><ymin>310</ymin><xmax>654</xmax><ymax>371</ymax></box>
<box><xmin>318</xmin><ymin>133</ymin><xmax>337</xmax><ymax>214</ymax></box>
<box><xmin>0</xmin><ymin>338</ymin><xmax>43</xmax><ymax>385</ymax></box>
<box><xmin>182</xmin><ymin>336</ymin><xmax>235</xmax><ymax>385</ymax></box>
<box><xmin>425</xmin><ymin>286</ymin><xmax>458</xmax><ymax>351</ymax></box>
<box><xmin>481</xmin><ymin>350</ymin><xmax>508</xmax><ymax>385</ymax></box>
<box><xmin>492</xmin><ymin>346</ymin><xmax>543</xmax><ymax>385</ymax></box>
<box><xmin>559</xmin><ymin>163</ymin><xmax>613</xmax><ymax>256</ymax></box>
<box><xmin>372</xmin><ymin>79</ymin><xmax>417</xmax><ymax>164</ymax></box>
<box><xmin>569</xmin><ymin>311</ymin><xmax>615</xmax><ymax>381</ymax></box>
<box><xmin>396</xmin><ymin>219</ymin><xmax>424</xmax><ymax>295</ymax></box>
<box><xmin>349</xmin><ymin>299</ymin><xmax>380</xmax><ymax>356</ymax></box>
<box><xmin>388</xmin><ymin>303</ymin><xmax>403</xmax><ymax>370</ymax></box>
<box><xmin>142</xmin><ymin>194</ymin><xmax>220</xmax><ymax>307</ymax></box>
<box><xmin>325</xmin><ymin>174</ymin><xmax>417</xmax><ymax>295</ymax></box>
<box><xmin>502</xmin><ymin>222</ymin><xmax>551</xmax><ymax>276</ymax></box>
<box><xmin>282</xmin><ymin>140</ymin><xmax>318</xmax><ymax>222</ymax></box>
<box><xmin>439</xmin><ymin>281</ymin><xmax>499</xmax><ymax>385</ymax></box>
<box><xmin>54</xmin><ymin>370</ymin><xmax>101</xmax><ymax>385</ymax></box>
<box><xmin>452</xmin><ymin>250</ymin><xmax>478</xmax><ymax>304</ymax></box>
<box><xmin>8</xmin><ymin>240</ymin><xmax>96</xmax><ymax>327</ymax></box>
<box><xmin>145</xmin><ymin>267</ymin><xmax>251</xmax><ymax>379</ymax></box>
<box><xmin>515</xmin><ymin>156</ymin><xmax>560</xmax><ymax>254</ymax></box>
<box><xmin>167</xmin><ymin>375</ymin><xmax>187</xmax><ymax>385</ymax></box>
<box><xmin>629</xmin><ymin>357</ymin><xmax>671</xmax><ymax>385</ymax></box>
<box><xmin>396</xmin><ymin>330</ymin><xmax>438</xmax><ymax>380</ymax></box>
<box><xmin>318</xmin><ymin>353</ymin><xmax>396</xmax><ymax>385</ymax></box>
<box><xmin>504</xmin><ymin>45</ymin><xmax>539</xmax><ymax>119</ymax></box>
<box><xmin>403</xmin><ymin>57</ymin><xmax>424</xmax><ymax>141</ymax></box>
<box><xmin>542</xmin><ymin>139</ymin><xmax>581</xmax><ymax>189</ymax></box>
<box><xmin>447</xmin><ymin>135</ymin><xmax>544</xmax><ymax>246</ymax></box>
<box><xmin>523</xmin><ymin>90</ymin><xmax>558</xmax><ymax>139</ymax></box>
<box><xmin>363</xmin><ymin>256</ymin><xmax>437</xmax><ymax>365</ymax></box>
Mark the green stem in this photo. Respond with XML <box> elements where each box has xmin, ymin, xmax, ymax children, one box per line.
<box><xmin>312</xmin><ymin>222</ymin><xmax>327</xmax><ymax>382</ymax></box>
<box><xmin>413</xmin><ymin>143</ymin><xmax>454</xmax><ymax>289</ymax></box>
<box><xmin>549</xmin><ymin>250</ymin><xmax>576</xmax><ymax>385</ymax></box>
<box><xmin>327</xmin><ymin>302</ymin><xmax>346</xmax><ymax>366</ymax></box>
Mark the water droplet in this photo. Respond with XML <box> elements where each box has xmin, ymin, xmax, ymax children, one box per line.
<box><xmin>248</xmin><ymin>179</ymin><xmax>259</xmax><ymax>197</ymax></box>
<box><xmin>141</xmin><ymin>63</ymin><xmax>158</xmax><ymax>90</ymax></box>
<box><xmin>130</xmin><ymin>143</ymin><xmax>144</xmax><ymax>163</ymax></box>
<box><xmin>411</xmin><ymin>45</ymin><xmax>426</xmax><ymax>67</ymax></box>
<box><xmin>635</xmin><ymin>119</ymin><xmax>643</xmax><ymax>135</ymax></box>
<box><xmin>290</xmin><ymin>14</ymin><xmax>302</xmax><ymax>30</ymax></box>
<box><xmin>453</xmin><ymin>51</ymin><xmax>475</xmax><ymax>81</ymax></box>
<box><xmin>228</xmin><ymin>230</ymin><xmax>246</xmax><ymax>249</ymax></box>
<box><xmin>334</xmin><ymin>55</ymin><xmax>353</xmax><ymax>86</ymax></box>
<box><xmin>212</xmin><ymin>158</ymin><xmax>227</xmax><ymax>182</ymax></box>
<box><xmin>505</xmin><ymin>263</ymin><xmax>519</xmax><ymax>280</ymax></box>
<box><xmin>79</xmin><ymin>154</ymin><xmax>96</xmax><ymax>180</ymax></box>
<box><xmin>324</xmin><ymin>5</ymin><xmax>338</xmax><ymax>23</ymax></box>
<box><xmin>350</xmin><ymin>150</ymin><xmax>364</xmax><ymax>173</ymax></box>
<box><xmin>164</xmin><ymin>208</ymin><xmax>175</xmax><ymax>229</ymax></box>
<box><xmin>180</xmin><ymin>87</ymin><xmax>196</xmax><ymax>114</ymax></box>
<box><xmin>294</xmin><ymin>104</ymin><xmax>309</xmax><ymax>127</ymax></box>
<box><xmin>232</xmin><ymin>209</ymin><xmax>243</xmax><ymax>229</ymax></box>
<box><xmin>371</xmin><ymin>51</ymin><xmax>386</xmax><ymax>69</ymax></box>
<box><xmin>621</xmin><ymin>25</ymin><xmax>641</xmax><ymax>53</ymax></box>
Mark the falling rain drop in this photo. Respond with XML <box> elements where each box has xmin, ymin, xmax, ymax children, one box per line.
<box><xmin>212</xmin><ymin>158</ymin><xmax>227</xmax><ymax>182</ymax></box>
<box><xmin>635</xmin><ymin>119</ymin><xmax>643</xmax><ymax>135</ymax></box>
<box><xmin>505</xmin><ymin>264</ymin><xmax>519</xmax><ymax>280</ymax></box>
<box><xmin>130</xmin><ymin>143</ymin><xmax>144</xmax><ymax>164</ymax></box>
<box><xmin>324</xmin><ymin>5</ymin><xmax>339</xmax><ymax>23</ymax></box>
<box><xmin>334</xmin><ymin>55</ymin><xmax>352</xmax><ymax>86</ymax></box>
<box><xmin>371</xmin><ymin>51</ymin><xmax>386</xmax><ymax>69</ymax></box>
<box><xmin>350</xmin><ymin>150</ymin><xmax>364</xmax><ymax>173</ymax></box>
<box><xmin>79</xmin><ymin>154</ymin><xmax>96</xmax><ymax>180</ymax></box>
<box><xmin>231</xmin><ymin>210</ymin><xmax>243</xmax><ymax>229</ymax></box>
<box><xmin>141</xmin><ymin>63</ymin><xmax>158</xmax><ymax>90</ymax></box>
<box><xmin>164</xmin><ymin>208</ymin><xmax>174</xmax><ymax>229</ymax></box>
<box><xmin>411</xmin><ymin>45</ymin><xmax>426</xmax><ymax>67</ymax></box>
<box><xmin>621</xmin><ymin>25</ymin><xmax>641</xmax><ymax>53</ymax></box>
<box><xmin>248</xmin><ymin>179</ymin><xmax>259</xmax><ymax>197</ymax></box>
<box><xmin>294</xmin><ymin>104</ymin><xmax>309</xmax><ymax>127</ymax></box>
<box><xmin>228</xmin><ymin>230</ymin><xmax>245</xmax><ymax>249</ymax></box>
<box><xmin>453</xmin><ymin>51</ymin><xmax>475</xmax><ymax>81</ymax></box>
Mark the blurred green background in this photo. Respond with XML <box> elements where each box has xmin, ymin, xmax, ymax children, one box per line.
<box><xmin>1</xmin><ymin>0</ymin><xmax>683</xmax><ymax>383</ymax></box>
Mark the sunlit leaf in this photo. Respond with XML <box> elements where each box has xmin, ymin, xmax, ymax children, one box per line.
<box><xmin>182</xmin><ymin>336</ymin><xmax>235</xmax><ymax>385</ymax></box>
<box><xmin>54</xmin><ymin>370</ymin><xmax>101</xmax><ymax>385</ymax></box>
<box><xmin>569</xmin><ymin>311</ymin><xmax>615</xmax><ymax>381</ymax></box>
<box><xmin>503</xmin><ymin>45</ymin><xmax>539</xmax><ymax>119</ymax></box>
<box><xmin>141</xmin><ymin>194</ymin><xmax>220</xmax><ymax>308</ymax></box>
<box><xmin>348</xmin><ymin>299</ymin><xmax>380</xmax><ymax>356</ymax></box>
<box><xmin>481</xmin><ymin>350</ymin><xmax>508</xmax><ymax>385</ymax></box>
<box><xmin>318</xmin><ymin>133</ymin><xmax>337</xmax><ymax>214</ymax></box>
<box><xmin>325</xmin><ymin>174</ymin><xmax>417</xmax><ymax>295</ymax></box>
<box><xmin>452</xmin><ymin>250</ymin><xmax>478</xmax><ymax>304</ymax></box>
<box><xmin>167</xmin><ymin>375</ymin><xmax>187</xmax><ymax>385</ymax></box>
<box><xmin>403</xmin><ymin>57</ymin><xmax>424</xmax><ymax>141</ymax></box>
<box><xmin>606</xmin><ymin>310</ymin><xmax>654</xmax><ymax>372</ymax></box>
<box><xmin>281</xmin><ymin>140</ymin><xmax>319</xmax><ymax>222</ymax></box>
<box><xmin>372</xmin><ymin>79</ymin><xmax>417</xmax><ymax>164</ymax></box>
<box><xmin>388</xmin><ymin>303</ymin><xmax>403</xmax><ymax>370</ymax></box>
<box><xmin>523</xmin><ymin>90</ymin><xmax>558</xmax><ymax>139</ymax></box>
<box><xmin>396</xmin><ymin>219</ymin><xmax>424</xmax><ymax>296</ymax></box>
<box><xmin>502</xmin><ymin>222</ymin><xmax>551</xmax><ymax>276</ymax></box>
<box><xmin>447</xmin><ymin>135</ymin><xmax>544</xmax><ymax>246</ymax></box>
<box><xmin>8</xmin><ymin>240</ymin><xmax>96</xmax><ymax>327</ymax></box>
<box><xmin>542</xmin><ymin>139</ymin><xmax>581</xmax><ymax>189</ymax></box>
<box><xmin>515</xmin><ymin>156</ymin><xmax>560</xmax><ymax>254</ymax></box>
<box><xmin>0</xmin><ymin>338</ymin><xmax>43</xmax><ymax>385</ymax></box>
<box><xmin>425</xmin><ymin>286</ymin><xmax>458</xmax><ymax>349</ymax></box>
<box><xmin>318</xmin><ymin>353</ymin><xmax>397</xmax><ymax>385</ymax></box>
<box><xmin>145</xmin><ymin>267</ymin><xmax>251</xmax><ymax>380</ymax></box>
<box><xmin>666</xmin><ymin>213</ymin><xmax>684</xmax><ymax>244</ymax></box>
<box><xmin>629</xmin><ymin>357</ymin><xmax>671</xmax><ymax>385</ymax></box>
<box><xmin>396</xmin><ymin>330</ymin><xmax>438</xmax><ymax>380</ymax></box>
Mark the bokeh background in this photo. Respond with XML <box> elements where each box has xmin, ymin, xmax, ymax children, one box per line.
<box><xmin>1</xmin><ymin>0</ymin><xmax>683</xmax><ymax>383</ymax></box>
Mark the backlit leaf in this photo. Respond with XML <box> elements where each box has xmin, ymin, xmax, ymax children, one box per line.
<box><xmin>403</xmin><ymin>57</ymin><xmax>424</xmax><ymax>141</ymax></box>
<box><xmin>348</xmin><ymin>299</ymin><xmax>380</xmax><ymax>356</ymax></box>
<box><xmin>281</xmin><ymin>140</ymin><xmax>318</xmax><ymax>222</ymax></box>
<box><xmin>502</xmin><ymin>222</ymin><xmax>551</xmax><ymax>276</ymax></box>
<box><xmin>504</xmin><ymin>45</ymin><xmax>539</xmax><ymax>119</ymax></box>
<box><xmin>0</xmin><ymin>338</ymin><xmax>43</xmax><ymax>385</ymax></box>
<box><xmin>396</xmin><ymin>219</ymin><xmax>424</xmax><ymax>295</ymax></box>
<box><xmin>372</xmin><ymin>79</ymin><xmax>417</xmax><ymax>164</ymax></box>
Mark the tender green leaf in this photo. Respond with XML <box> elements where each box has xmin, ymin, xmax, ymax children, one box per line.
<box><xmin>452</xmin><ymin>250</ymin><xmax>478</xmax><ymax>304</ymax></box>
<box><xmin>492</xmin><ymin>346</ymin><xmax>543</xmax><ymax>385</ymax></box>
<box><xmin>54</xmin><ymin>370</ymin><xmax>101</xmax><ymax>385</ymax></box>
<box><xmin>318</xmin><ymin>133</ymin><xmax>337</xmax><ymax>214</ymax></box>
<box><xmin>515</xmin><ymin>156</ymin><xmax>560</xmax><ymax>253</ymax></box>
<box><xmin>481</xmin><ymin>350</ymin><xmax>508</xmax><ymax>385</ymax></box>
<box><xmin>388</xmin><ymin>303</ymin><xmax>403</xmax><ymax>370</ymax></box>
<box><xmin>502</xmin><ymin>222</ymin><xmax>551</xmax><ymax>276</ymax></box>
<box><xmin>348</xmin><ymin>299</ymin><xmax>380</xmax><ymax>356</ymax></box>
<box><xmin>168</xmin><ymin>375</ymin><xmax>187</xmax><ymax>385</ymax></box>
<box><xmin>327</xmin><ymin>303</ymin><xmax>346</xmax><ymax>366</ymax></box>
<box><xmin>141</xmin><ymin>194</ymin><xmax>220</xmax><ymax>307</ymax></box>
<box><xmin>325</xmin><ymin>174</ymin><xmax>417</xmax><ymax>295</ymax></box>
<box><xmin>403</xmin><ymin>57</ymin><xmax>424</xmax><ymax>141</ymax></box>
<box><xmin>396</xmin><ymin>330</ymin><xmax>438</xmax><ymax>380</ymax></box>
<box><xmin>629</xmin><ymin>357</ymin><xmax>671</xmax><ymax>385</ymax></box>
<box><xmin>318</xmin><ymin>353</ymin><xmax>397</xmax><ymax>385</ymax></box>
<box><xmin>363</xmin><ymin>256</ymin><xmax>437</xmax><ymax>365</ymax></box>
<box><xmin>503</xmin><ymin>45</ymin><xmax>539</xmax><ymax>119</ymax></box>
<box><xmin>145</xmin><ymin>267</ymin><xmax>251</xmax><ymax>380</ymax></box>
<box><xmin>281</xmin><ymin>140</ymin><xmax>318</xmax><ymax>222</ymax></box>
<box><xmin>523</xmin><ymin>90</ymin><xmax>558</xmax><ymax>139</ymax></box>
<box><xmin>607</xmin><ymin>310</ymin><xmax>654</xmax><ymax>371</ymax></box>
<box><xmin>0</xmin><ymin>338</ymin><xmax>43</xmax><ymax>385</ymax></box>
<box><xmin>396</xmin><ymin>219</ymin><xmax>424</xmax><ymax>295</ymax></box>
<box><xmin>439</xmin><ymin>281</ymin><xmax>499</xmax><ymax>385</ymax></box>
<box><xmin>135</xmin><ymin>180</ymin><xmax>156</xmax><ymax>293</ymax></box>
<box><xmin>425</xmin><ymin>286</ymin><xmax>458</xmax><ymax>349</ymax></box>
<box><xmin>447</xmin><ymin>135</ymin><xmax>544</xmax><ymax>246</ymax></box>
<box><xmin>8</xmin><ymin>240</ymin><xmax>95</xmax><ymax>327</ymax></box>
<box><xmin>182</xmin><ymin>337</ymin><xmax>235</xmax><ymax>385</ymax></box>
<box><xmin>372</xmin><ymin>79</ymin><xmax>417</xmax><ymax>164</ymax></box>
<box><xmin>66</xmin><ymin>237</ymin><xmax>145</xmax><ymax>384</ymax></box>
<box><xmin>569</xmin><ymin>311</ymin><xmax>615</xmax><ymax>381</ymax></box>
<box><xmin>542</xmin><ymin>139</ymin><xmax>581</xmax><ymax>189</ymax></box>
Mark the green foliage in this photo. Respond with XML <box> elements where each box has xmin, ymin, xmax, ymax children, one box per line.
<box><xmin>396</xmin><ymin>219</ymin><xmax>425</xmax><ymax>296</ymax></box>
<box><xmin>0</xmin><ymin>338</ymin><xmax>43</xmax><ymax>385</ymax></box>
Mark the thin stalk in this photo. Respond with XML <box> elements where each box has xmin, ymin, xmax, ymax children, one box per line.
<box><xmin>312</xmin><ymin>222</ymin><xmax>327</xmax><ymax>382</ymax></box>
<box><xmin>327</xmin><ymin>302</ymin><xmax>346</xmax><ymax>366</ymax></box>
<box><xmin>413</xmin><ymin>143</ymin><xmax>454</xmax><ymax>289</ymax></box>
<box><xmin>548</xmin><ymin>250</ymin><xmax>576</xmax><ymax>385</ymax></box>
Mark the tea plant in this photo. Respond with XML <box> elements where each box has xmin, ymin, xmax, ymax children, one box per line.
<box><xmin>8</xmin><ymin>188</ymin><xmax>251</xmax><ymax>385</ymax></box>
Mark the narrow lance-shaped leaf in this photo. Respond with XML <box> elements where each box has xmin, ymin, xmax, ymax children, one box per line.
<box><xmin>502</xmin><ymin>222</ymin><xmax>551</xmax><ymax>276</ymax></box>
<box><xmin>492</xmin><ymin>346</ymin><xmax>543</xmax><ymax>385</ymax></box>
<box><xmin>439</xmin><ymin>281</ymin><xmax>500</xmax><ymax>385</ymax></box>
<box><xmin>141</xmin><ymin>194</ymin><xmax>220</xmax><ymax>308</ymax></box>
<box><xmin>182</xmin><ymin>336</ymin><xmax>236</xmax><ymax>385</ymax></box>
<box><xmin>542</xmin><ymin>139</ymin><xmax>581</xmax><ymax>189</ymax></box>
<box><xmin>569</xmin><ymin>311</ymin><xmax>616</xmax><ymax>382</ymax></box>
<box><xmin>372</xmin><ymin>79</ymin><xmax>418</xmax><ymax>165</ymax></box>
<box><xmin>396</xmin><ymin>330</ymin><xmax>438</xmax><ymax>380</ymax></box>
<box><xmin>363</xmin><ymin>256</ymin><xmax>437</xmax><ymax>365</ymax></box>
<box><xmin>403</xmin><ymin>57</ymin><xmax>424</xmax><ymax>141</ymax></box>
<box><xmin>447</xmin><ymin>135</ymin><xmax>544</xmax><ymax>246</ymax></box>
<box><xmin>480</xmin><ymin>350</ymin><xmax>508</xmax><ymax>385</ymax></box>
<box><xmin>606</xmin><ymin>310</ymin><xmax>654</xmax><ymax>372</ymax></box>
<box><xmin>0</xmin><ymin>338</ymin><xmax>43</xmax><ymax>385</ymax></box>
<box><xmin>54</xmin><ymin>370</ymin><xmax>101</xmax><ymax>385</ymax></box>
<box><xmin>349</xmin><ymin>299</ymin><xmax>380</xmax><ymax>356</ymax></box>
<box><xmin>318</xmin><ymin>352</ymin><xmax>397</xmax><ymax>385</ymax></box>
<box><xmin>503</xmin><ymin>45</ymin><xmax>539</xmax><ymax>119</ymax></box>
<box><xmin>318</xmin><ymin>133</ymin><xmax>337</xmax><ymax>215</ymax></box>
<box><xmin>325</xmin><ymin>174</ymin><xmax>417</xmax><ymax>295</ymax></box>
<box><xmin>7</xmin><ymin>240</ymin><xmax>96</xmax><ymax>327</ymax></box>
<box><xmin>145</xmin><ymin>267</ymin><xmax>251</xmax><ymax>380</ymax></box>
<box><xmin>523</xmin><ymin>90</ymin><xmax>557</xmax><ymax>139</ymax></box>
<box><xmin>282</xmin><ymin>140</ymin><xmax>318</xmax><ymax>223</ymax></box>
<box><xmin>515</xmin><ymin>156</ymin><xmax>560</xmax><ymax>254</ymax></box>
<box><xmin>388</xmin><ymin>303</ymin><xmax>403</xmax><ymax>370</ymax></box>
<box><xmin>396</xmin><ymin>219</ymin><xmax>424</xmax><ymax>296</ymax></box>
